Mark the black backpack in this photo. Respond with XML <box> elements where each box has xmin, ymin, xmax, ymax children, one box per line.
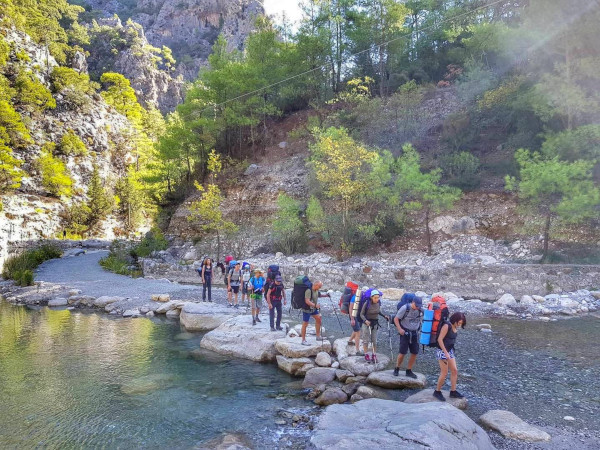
<box><xmin>292</xmin><ymin>275</ymin><xmax>312</xmax><ymax>309</ymax></box>
<box><xmin>340</xmin><ymin>287</ymin><xmax>354</xmax><ymax>314</ymax></box>
<box><xmin>267</xmin><ymin>264</ymin><xmax>280</xmax><ymax>280</ymax></box>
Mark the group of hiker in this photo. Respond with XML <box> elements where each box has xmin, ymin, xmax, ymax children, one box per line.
<box><xmin>198</xmin><ymin>255</ymin><xmax>466</xmax><ymax>402</ymax></box>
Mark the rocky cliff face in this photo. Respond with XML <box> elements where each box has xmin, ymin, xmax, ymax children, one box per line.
<box><xmin>81</xmin><ymin>0</ymin><xmax>263</xmax><ymax>80</ymax></box>
<box><xmin>0</xmin><ymin>27</ymin><xmax>139</xmax><ymax>268</ymax></box>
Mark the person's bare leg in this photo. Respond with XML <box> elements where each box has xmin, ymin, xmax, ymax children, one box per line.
<box><xmin>407</xmin><ymin>353</ymin><xmax>417</xmax><ymax>370</ymax></box>
<box><xmin>396</xmin><ymin>353</ymin><xmax>405</xmax><ymax>368</ymax></box>
<box><xmin>301</xmin><ymin>321</ymin><xmax>308</xmax><ymax>341</ymax></box>
<box><xmin>314</xmin><ymin>315</ymin><xmax>322</xmax><ymax>338</ymax></box>
<box><xmin>437</xmin><ymin>360</ymin><xmax>448</xmax><ymax>391</ymax></box>
<box><xmin>448</xmin><ymin>358</ymin><xmax>458</xmax><ymax>391</ymax></box>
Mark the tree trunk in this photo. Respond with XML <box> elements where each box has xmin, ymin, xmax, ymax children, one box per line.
<box><xmin>543</xmin><ymin>213</ymin><xmax>551</xmax><ymax>262</ymax></box>
<box><xmin>425</xmin><ymin>208</ymin><xmax>432</xmax><ymax>256</ymax></box>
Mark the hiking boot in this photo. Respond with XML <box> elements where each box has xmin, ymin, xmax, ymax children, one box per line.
<box><xmin>393</xmin><ymin>367</ymin><xmax>399</xmax><ymax>377</ymax></box>
<box><xmin>270</xmin><ymin>327</ymin><xmax>276</xmax><ymax>332</ymax></box>
<box><xmin>371</xmin><ymin>354</ymin><xmax>378</xmax><ymax>364</ymax></box>
<box><xmin>301</xmin><ymin>340</ymin><xmax>311</xmax><ymax>346</ymax></box>
<box><xmin>433</xmin><ymin>390</ymin><xmax>446</xmax><ymax>402</ymax></box>
<box><xmin>227</xmin><ymin>303</ymin><xmax>232</xmax><ymax>308</ymax></box>
<box><xmin>364</xmin><ymin>353</ymin><xmax>371</xmax><ymax>362</ymax></box>
<box><xmin>252</xmin><ymin>320</ymin><xmax>256</xmax><ymax>326</ymax></box>
<box><xmin>450</xmin><ymin>390</ymin><xmax>464</xmax><ymax>399</ymax></box>
<box><xmin>347</xmin><ymin>340</ymin><xmax>355</xmax><ymax>345</ymax></box>
<box><xmin>234</xmin><ymin>304</ymin><xmax>239</xmax><ymax>309</ymax></box>
<box><xmin>276</xmin><ymin>327</ymin><xmax>283</xmax><ymax>331</ymax></box>
<box><xmin>255</xmin><ymin>316</ymin><xmax>262</xmax><ymax>323</ymax></box>
<box><xmin>405</xmin><ymin>369</ymin><xmax>417</xmax><ymax>379</ymax></box>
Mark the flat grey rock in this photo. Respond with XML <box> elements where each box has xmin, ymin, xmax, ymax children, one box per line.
<box><xmin>367</xmin><ymin>370</ymin><xmax>427</xmax><ymax>389</ymax></box>
<box><xmin>312</xmin><ymin>399</ymin><xmax>494</xmax><ymax>449</ymax></box>
<box><xmin>276</xmin><ymin>355</ymin><xmax>313</xmax><ymax>377</ymax></box>
<box><xmin>275</xmin><ymin>336</ymin><xmax>332</xmax><ymax>358</ymax></box>
<box><xmin>480</xmin><ymin>409</ymin><xmax>551</xmax><ymax>442</ymax></box>
<box><xmin>302</xmin><ymin>367</ymin><xmax>337</xmax><ymax>388</ymax></box>
<box><xmin>48</xmin><ymin>297</ymin><xmax>68</xmax><ymax>307</ymax></box>
<box><xmin>180</xmin><ymin>302</ymin><xmax>238</xmax><ymax>331</ymax></box>
<box><xmin>339</xmin><ymin>354</ymin><xmax>390</xmax><ymax>376</ymax></box>
<box><xmin>405</xmin><ymin>389</ymin><xmax>468</xmax><ymax>410</ymax></box>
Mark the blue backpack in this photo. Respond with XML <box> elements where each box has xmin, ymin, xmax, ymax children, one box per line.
<box><xmin>397</xmin><ymin>293</ymin><xmax>417</xmax><ymax>312</ymax></box>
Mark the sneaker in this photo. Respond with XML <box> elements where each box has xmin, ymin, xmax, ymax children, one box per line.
<box><xmin>364</xmin><ymin>353</ymin><xmax>371</xmax><ymax>362</ymax></box>
<box><xmin>276</xmin><ymin>327</ymin><xmax>283</xmax><ymax>331</ymax></box>
<box><xmin>227</xmin><ymin>303</ymin><xmax>232</xmax><ymax>308</ymax></box>
<box><xmin>356</xmin><ymin>351</ymin><xmax>363</xmax><ymax>356</ymax></box>
<box><xmin>270</xmin><ymin>327</ymin><xmax>276</xmax><ymax>332</ymax></box>
<box><xmin>252</xmin><ymin>319</ymin><xmax>256</xmax><ymax>326</ymax></box>
<box><xmin>405</xmin><ymin>369</ymin><xmax>417</xmax><ymax>379</ymax></box>
<box><xmin>371</xmin><ymin>354</ymin><xmax>378</xmax><ymax>364</ymax></box>
<box><xmin>450</xmin><ymin>390</ymin><xmax>464</xmax><ymax>399</ymax></box>
<box><xmin>256</xmin><ymin>316</ymin><xmax>262</xmax><ymax>323</ymax></box>
<box><xmin>433</xmin><ymin>390</ymin><xmax>446</xmax><ymax>402</ymax></box>
<box><xmin>301</xmin><ymin>340</ymin><xmax>311</xmax><ymax>346</ymax></box>
<box><xmin>393</xmin><ymin>367</ymin><xmax>399</xmax><ymax>377</ymax></box>
<box><xmin>234</xmin><ymin>304</ymin><xmax>239</xmax><ymax>309</ymax></box>
<box><xmin>347</xmin><ymin>340</ymin><xmax>355</xmax><ymax>345</ymax></box>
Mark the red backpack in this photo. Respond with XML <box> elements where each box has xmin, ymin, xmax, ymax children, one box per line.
<box><xmin>428</xmin><ymin>296</ymin><xmax>449</xmax><ymax>347</ymax></box>
<box><xmin>339</xmin><ymin>281</ymin><xmax>359</xmax><ymax>313</ymax></box>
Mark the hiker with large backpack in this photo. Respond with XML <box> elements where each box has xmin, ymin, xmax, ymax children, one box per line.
<box><xmin>359</xmin><ymin>289</ymin><xmax>390</xmax><ymax>363</ymax></box>
<box><xmin>393</xmin><ymin>293</ymin><xmax>423</xmax><ymax>379</ymax></box>
<box><xmin>198</xmin><ymin>257</ymin><xmax>213</xmax><ymax>302</ymax></box>
<box><xmin>263</xmin><ymin>264</ymin><xmax>281</xmax><ymax>302</ymax></box>
<box><xmin>340</xmin><ymin>282</ymin><xmax>362</xmax><ymax>355</ymax></box>
<box><xmin>241</xmin><ymin>261</ymin><xmax>252</xmax><ymax>306</ymax></box>
<box><xmin>434</xmin><ymin>311</ymin><xmax>467</xmax><ymax>402</ymax></box>
<box><xmin>224</xmin><ymin>255</ymin><xmax>234</xmax><ymax>303</ymax></box>
<box><xmin>227</xmin><ymin>261</ymin><xmax>242</xmax><ymax>308</ymax></box>
<box><xmin>248</xmin><ymin>268</ymin><xmax>266</xmax><ymax>326</ymax></box>
<box><xmin>300</xmin><ymin>280</ymin><xmax>328</xmax><ymax>346</ymax></box>
<box><xmin>266</xmin><ymin>275</ymin><xmax>286</xmax><ymax>331</ymax></box>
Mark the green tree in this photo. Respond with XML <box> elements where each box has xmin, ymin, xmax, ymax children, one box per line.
<box><xmin>115</xmin><ymin>169</ymin><xmax>146</xmax><ymax>231</ymax></box>
<box><xmin>14</xmin><ymin>70</ymin><xmax>56</xmax><ymax>112</ymax></box>
<box><xmin>37</xmin><ymin>150</ymin><xmax>73</xmax><ymax>197</ymax></box>
<box><xmin>50</xmin><ymin>66</ymin><xmax>97</xmax><ymax>110</ymax></box>
<box><xmin>86</xmin><ymin>164</ymin><xmax>112</xmax><ymax>228</ymax></box>
<box><xmin>0</xmin><ymin>101</ymin><xmax>32</xmax><ymax>147</ymax></box>
<box><xmin>187</xmin><ymin>151</ymin><xmax>237</xmax><ymax>261</ymax></box>
<box><xmin>273</xmin><ymin>193</ymin><xmax>306</xmax><ymax>254</ymax></box>
<box><xmin>0</xmin><ymin>137</ymin><xmax>23</xmax><ymax>195</ymax></box>
<box><xmin>100</xmin><ymin>72</ymin><xmax>145</xmax><ymax>124</ymax></box>
<box><xmin>393</xmin><ymin>143</ymin><xmax>461</xmax><ymax>255</ymax></box>
<box><xmin>506</xmin><ymin>149</ymin><xmax>600</xmax><ymax>260</ymax></box>
<box><xmin>58</xmin><ymin>130</ymin><xmax>87</xmax><ymax>156</ymax></box>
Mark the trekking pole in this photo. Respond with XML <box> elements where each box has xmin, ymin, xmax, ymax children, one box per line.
<box><xmin>387</xmin><ymin>317</ymin><xmax>394</xmax><ymax>363</ymax></box>
<box><xmin>325</xmin><ymin>292</ymin><xmax>344</xmax><ymax>333</ymax></box>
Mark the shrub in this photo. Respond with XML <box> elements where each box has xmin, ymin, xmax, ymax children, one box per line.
<box><xmin>440</xmin><ymin>151</ymin><xmax>481</xmax><ymax>190</ymax></box>
<box><xmin>38</xmin><ymin>150</ymin><xmax>73</xmax><ymax>197</ymax></box>
<box><xmin>273</xmin><ymin>193</ymin><xmax>307</xmax><ymax>254</ymax></box>
<box><xmin>131</xmin><ymin>228</ymin><xmax>168</xmax><ymax>258</ymax></box>
<box><xmin>14</xmin><ymin>70</ymin><xmax>56</xmax><ymax>112</ymax></box>
<box><xmin>2</xmin><ymin>244</ymin><xmax>62</xmax><ymax>284</ymax></box>
<box><xmin>0</xmin><ymin>100</ymin><xmax>32</xmax><ymax>147</ymax></box>
<box><xmin>58</xmin><ymin>130</ymin><xmax>87</xmax><ymax>156</ymax></box>
<box><xmin>50</xmin><ymin>66</ymin><xmax>97</xmax><ymax>110</ymax></box>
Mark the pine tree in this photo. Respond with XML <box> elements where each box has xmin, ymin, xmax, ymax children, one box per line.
<box><xmin>86</xmin><ymin>164</ymin><xmax>112</xmax><ymax>227</ymax></box>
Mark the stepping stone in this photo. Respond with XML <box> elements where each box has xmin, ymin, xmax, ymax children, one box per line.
<box><xmin>339</xmin><ymin>354</ymin><xmax>390</xmax><ymax>376</ymax></box>
<box><xmin>180</xmin><ymin>302</ymin><xmax>239</xmax><ymax>332</ymax></box>
<box><xmin>314</xmin><ymin>387</ymin><xmax>348</xmax><ymax>406</ymax></box>
<box><xmin>332</xmin><ymin>338</ymin><xmax>359</xmax><ymax>360</ymax></box>
<box><xmin>405</xmin><ymin>389</ymin><xmax>468</xmax><ymax>410</ymax></box>
<box><xmin>367</xmin><ymin>370</ymin><xmax>426</xmax><ymax>389</ymax></box>
<box><xmin>480</xmin><ymin>410</ymin><xmax>551</xmax><ymax>442</ymax></box>
<box><xmin>302</xmin><ymin>367</ymin><xmax>337</xmax><ymax>388</ymax></box>
<box><xmin>275</xmin><ymin>336</ymin><xmax>332</xmax><ymax>358</ymax></box>
<box><xmin>48</xmin><ymin>297</ymin><xmax>68</xmax><ymax>307</ymax></box>
<box><xmin>276</xmin><ymin>355</ymin><xmax>313</xmax><ymax>377</ymax></box>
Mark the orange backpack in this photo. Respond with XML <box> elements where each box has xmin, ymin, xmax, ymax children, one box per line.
<box><xmin>427</xmin><ymin>296</ymin><xmax>449</xmax><ymax>347</ymax></box>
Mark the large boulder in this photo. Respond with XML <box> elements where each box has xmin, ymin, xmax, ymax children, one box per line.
<box><xmin>496</xmin><ymin>294</ymin><xmax>516</xmax><ymax>306</ymax></box>
<box><xmin>180</xmin><ymin>302</ymin><xmax>239</xmax><ymax>332</ymax></box>
<box><xmin>332</xmin><ymin>338</ymin><xmax>359</xmax><ymax>360</ymax></box>
<box><xmin>314</xmin><ymin>388</ymin><xmax>348</xmax><ymax>406</ymax></box>
<box><xmin>367</xmin><ymin>370</ymin><xmax>427</xmax><ymax>389</ymax></box>
<box><xmin>302</xmin><ymin>367</ymin><xmax>337</xmax><ymax>388</ymax></box>
<box><xmin>315</xmin><ymin>352</ymin><xmax>332</xmax><ymax>367</ymax></box>
<box><xmin>276</xmin><ymin>355</ymin><xmax>313</xmax><ymax>377</ymax></box>
<box><xmin>200</xmin><ymin>315</ymin><xmax>283</xmax><ymax>362</ymax></box>
<box><xmin>275</xmin><ymin>336</ymin><xmax>332</xmax><ymax>358</ymax></box>
<box><xmin>351</xmin><ymin>385</ymin><xmax>390</xmax><ymax>402</ymax></box>
<box><xmin>94</xmin><ymin>296</ymin><xmax>124</xmax><ymax>308</ymax></box>
<box><xmin>339</xmin><ymin>354</ymin><xmax>390</xmax><ymax>376</ymax></box>
<box><xmin>480</xmin><ymin>410</ymin><xmax>551</xmax><ymax>442</ymax></box>
<box><xmin>405</xmin><ymin>389</ymin><xmax>468</xmax><ymax>410</ymax></box>
<box><xmin>380</xmin><ymin>288</ymin><xmax>405</xmax><ymax>300</ymax></box>
<box><xmin>48</xmin><ymin>297</ymin><xmax>68</xmax><ymax>307</ymax></box>
<box><xmin>311</xmin><ymin>399</ymin><xmax>494</xmax><ymax>449</ymax></box>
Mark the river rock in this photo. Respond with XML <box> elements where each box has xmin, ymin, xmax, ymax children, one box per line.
<box><xmin>276</xmin><ymin>355</ymin><xmax>313</xmax><ymax>376</ymax></box>
<box><xmin>332</xmin><ymin>338</ymin><xmax>358</xmax><ymax>360</ymax></box>
<box><xmin>180</xmin><ymin>302</ymin><xmax>238</xmax><ymax>332</ymax></box>
<box><xmin>380</xmin><ymin>288</ymin><xmax>405</xmax><ymax>300</ymax></box>
<box><xmin>119</xmin><ymin>373</ymin><xmax>174</xmax><ymax>396</ymax></box>
<box><xmin>146</xmin><ymin>311</ymin><xmax>155</xmax><ymax>317</ymax></box>
<box><xmin>479</xmin><ymin>409</ymin><xmax>551</xmax><ymax>442</ymax></box>
<box><xmin>196</xmin><ymin>432</ymin><xmax>253</xmax><ymax>450</ymax></box>
<box><xmin>331</xmin><ymin>361</ymin><xmax>339</xmax><ymax>369</ymax></box>
<box><xmin>94</xmin><ymin>296</ymin><xmax>124</xmax><ymax>308</ymax></box>
<box><xmin>315</xmin><ymin>352</ymin><xmax>332</xmax><ymax>367</ymax></box>
<box><xmin>405</xmin><ymin>389</ymin><xmax>468</xmax><ymax>410</ymax></box>
<box><xmin>48</xmin><ymin>297</ymin><xmax>68</xmax><ymax>307</ymax></box>
<box><xmin>154</xmin><ymin>301</ymin><xmax>179</xmax><ymax>314</ymax></box>
<box><xmin>312</xmin><ymin>399</ymin><xmax>494</xmax><ymax>449</ymax></box>
<box><xmin>123</xmin><ymin>309</ymin><xmax>141</xmax><ymax>318</ymax></box>
<box><xmin>296</xmin><ymin>363</ymin><xmax>315</xmax><ymax>377</ymax></box>
<box><xmin>339</xmin><ymin>354</ymin><xmax>390</xmax><ymax>376</ymax></box>
<box><xmin>367</xmin><ymin>370</ymin><xmax>426</xmax><ymax>389</ymax></box>
<box><xmin>314</xmin><ymin>388</ymin><xmax>348</xmax><ymax>406</ymax></box>
<box><xmin>335</xmin><ymin>369</ymin><xmax>355</xmax><ymax>382</ymax></box>
<box><xmin>559</xmin><ymin>297</ymin><xmax>579</xmax><ymax>308</ymax></box>
<box><xmin>166</xmin><ymin>309</ymin><xmax>180</xmax><ymax>319</ymax></box>
<box><xmin>476</xmin><ymin>324</ymin><xmax>491</xmax><ymax>330</ymax></box>
<box><xmin>68</xmin><ymin>295</ymin><xmax>96</xmax><ymax>306</ymax></box>
<box><xmin>68</xmin><ymin>289</ymin><xmax>81</xmax><ymax>297</ymax></box>
<box><xmin>151</xmin><ymin>294</ymin><xmax>170</xmax><ymax>302</ymax></box>
<box><xmin>351</xmin><ymin>385</ymin><xmax>390</xmax><ymax>402</ymax></box>
<box><xmin>590</xmin><ymin>291</ymin><xmax>600</xmax><ymax>299</ymax></box>
<box><xmin>275</xmin><ymin>336</ymin><xmax>332</xmax><ymax>358</ymax></box>
<box><xmin>302</xmin><ymin>367</ymin><xmax>337</xmax><ymax>388</ymax></box>
<box><xmin>532</xmin><ymin>295</ymin><xmax>545</xmax><ymax>303</ymax></box>
<box><xmin>200</xmin><ymin>315</ymin><xmax>281</xmax><ymax>362</ymax></box>
<box><xmin>496</xmin><ymin>294</ymin><xmax>516</xmax><ymax>306</ymax></box>
<box><xmin>520</xmin><ymin>295</ymin><xmax>535</xmax><ymax>305</ymax></box>
<box><xmin>342</xmin><ymin>381</ymin><xmax>362</xmax><ymax>396</ymax></box>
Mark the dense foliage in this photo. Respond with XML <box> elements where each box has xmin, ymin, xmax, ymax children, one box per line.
<box><xmin>2</xmin><ymin>244</ymin><xmax>62</xmax><ymax>286</ymax></box>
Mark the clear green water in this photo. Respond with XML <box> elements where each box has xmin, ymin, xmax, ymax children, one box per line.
<box><xmin>0</xmin><ymin>301</ymin><xmax>309</xmax><ymax>449</ymax></box>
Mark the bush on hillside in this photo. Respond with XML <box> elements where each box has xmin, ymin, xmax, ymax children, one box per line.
<box><xmin>440</xmin><ymin>151</ymin><xmax>481</xmax><ymax>190</ymax></box>
<box><xmin>58</xmin><ymin>130</ymin><xmax>87</xmax><ymax>156</ymax></box>
<box><xmin>131</xmin><ymin>228</ymin><xmax>168</xmax><ymax>258</ymax></box>
<box><xmin>37</xmin><ymin>150</ymin><xmax>73</xmax><ymax>197</ymax></box>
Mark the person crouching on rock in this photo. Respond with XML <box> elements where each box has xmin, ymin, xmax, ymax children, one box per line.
<box><xmin>301</xmin><ymin>280</ymin><xmax>328</xmax><ymax>346</ymax></box>
<box><xmin>359</xmin><ymin>290</ymin><xmax>389</xmax><ymax>364</ymax></box>
<box><xmin>434</xmin><ymin>311</ymin><xmax>467</xmax><ymax>402</ymax></box>
<box><xmin>267</xmin><ymin>275</ymin><xmax>286</xmax><ymax>331</ymax></box>
<box><xmin>393</xmin><ymin>295</ymin><xmax>423</xmax><ymax>379</ymax></box>
<box><xmin>249</xmin><ymin>269</ymin><xmax>266</xmax><ymax>326</ymax></box>
<box><xmin>199</xmin><ymin>258</ymin><xmax>213</xmax><ymax>302</ymax></box>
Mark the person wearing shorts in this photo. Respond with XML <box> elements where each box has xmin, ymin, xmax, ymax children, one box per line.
<box><xmin>393</xmin><ymin>296</ymin><xmax>423</xmax><ymax>379</ymax></box>
<box><xmin>300</xmin><ymin>280</ymin><xmax>328</xmax><ymax>346</ymax></box>
<box><xmin>434</xmin><ymin>311</ymin><xmax>466</xmax><ymax>402</ymax></box>
<box><xmin>249</xmin><ymin>269</ymin><xmax>265</xmax><ymax>326</ymax></box>
<box><xmin>227</xmin><ymin>262</ymin><xmax>242</xmax><ymax>308</ymax></box>
<box><xmin>349</xmin><ymin>294</ymin><xmax>363</xmax><ymax>355</ymax></box>
<box><xmin>241</xmin><ymin>263</ymin><xmax>252</xmax><ymax>305</ymax></box>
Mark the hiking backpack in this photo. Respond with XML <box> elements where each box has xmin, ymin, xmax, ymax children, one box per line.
<box><xmin>267</xmin><ymin>264</ymin><xmax>280</xmax><ymax>280</ymax></box>
<box><xmin>353</xmin><ymin>288</ymin><xmax>375</xmax><ymax>319</ymax></box>
<box><xmin>397</xmin><ymin>293</ymin><xmax>417</xmax><ymax>312</ymax></box>
<box><xmin>228</xmin><ymin>260</ymin><xmax>238</xmax><ymax>270</ymax></box>
<box><xmin>421</xmin><ymin>296</ymin><xmax>449</xmax><ymax>348</ymax></box>
<box><xmin>291</xmin><ymin>275</ymin><xmax>312</xmax><ymax>309</ymax></box>
<box><xmin>340</xmin><ymin>281</ymin><xmax>359</xmax><ymax>314</ymax></box>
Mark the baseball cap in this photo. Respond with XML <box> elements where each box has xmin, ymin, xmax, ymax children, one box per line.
<box><xmin>275</xmin><ymin>275</ymin><xmax>283</xmax><ymax>282</ymax></box>
<box><xmin>413</xmin><ymin>296</ymin><xmax>423</xmax><ymax>307</ymax></box>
